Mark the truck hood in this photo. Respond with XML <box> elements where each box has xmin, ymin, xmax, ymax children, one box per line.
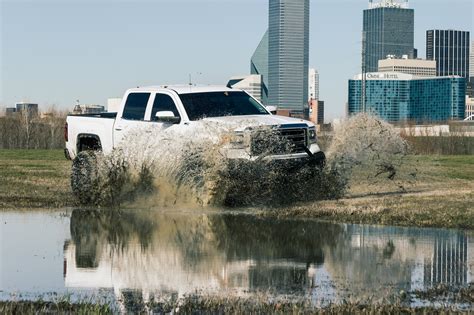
<box><xmin>201</xmin><ymin>115</ymin><xmax>313</xmax><ymax>130</ymax></box>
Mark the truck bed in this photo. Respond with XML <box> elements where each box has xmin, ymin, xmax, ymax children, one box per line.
<box><xmin>66</xmin><ymin>114</ymin><xmax>117</xmax><ymax>158</ymax></box>
<box><xmin>68</xmin><ymin>112</ymin><xmax>117</xmax><ymax>119</ymax></box>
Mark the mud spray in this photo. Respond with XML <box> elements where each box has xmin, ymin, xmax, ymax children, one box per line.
<box><xmin>76</xmin><ymin>113</ymin><xmax>409</xmax><ymax>208</ymax></box>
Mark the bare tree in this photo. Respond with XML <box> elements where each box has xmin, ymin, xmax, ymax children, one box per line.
<box><xmin>0</xmin><ymin>108</ymin><xmax>66</xmax><ymax>149</ymax></box>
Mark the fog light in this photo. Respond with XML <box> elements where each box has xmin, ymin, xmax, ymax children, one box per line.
<box><xmin>308</xmin><ymin>127</ymin><xmax>317</xmax><ymax>143</ymax></box>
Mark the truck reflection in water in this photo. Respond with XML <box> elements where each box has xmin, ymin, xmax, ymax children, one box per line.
<box><xmin>64</xmin><ymin>209</ymin><xmax>473</xmax><ymax>310</ymax></box>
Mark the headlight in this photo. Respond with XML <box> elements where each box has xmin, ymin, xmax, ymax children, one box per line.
<box><xmin>308</xmin><ymin>127</ymin><xmax>317</xmax><ymax>144</ymax></box>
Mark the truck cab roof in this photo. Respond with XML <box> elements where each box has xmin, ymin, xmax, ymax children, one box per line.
<box><xmin>128</xmin><ymin>85</ymin><xmax>235</xmax><ymax>95</ymax></box>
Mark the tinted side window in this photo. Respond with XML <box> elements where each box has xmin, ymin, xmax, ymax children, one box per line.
<box><xmin>151</xmin><ymin>94</ymin><xmax>180</xmax><ymax>120</ymax></box>
<box><xmin>122</xmin><ymin>93</ymin><xmax>150</xmax><ymax>120</ymax></box>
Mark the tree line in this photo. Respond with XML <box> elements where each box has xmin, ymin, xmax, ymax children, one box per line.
<box><xmin>0</xmin><ymin>109</ymin><xmax>66</xmax><ymax>149</ymax></box>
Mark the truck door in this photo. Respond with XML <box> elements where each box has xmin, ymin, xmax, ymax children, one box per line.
<box><xmin>113</xmin><ymin>92</ymin><xmax>152</xmax><ymax>147</ymax></box>
<box><xmin>149</xmin><ymin>93</ymin><xmax>182</xmax><ymax>124</ymax></box>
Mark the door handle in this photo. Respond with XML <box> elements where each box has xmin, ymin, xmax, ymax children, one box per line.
<box><xmin>115</xmin><ymin>127</ymin><xmax>123</xmax><ymax>131</ymax></box>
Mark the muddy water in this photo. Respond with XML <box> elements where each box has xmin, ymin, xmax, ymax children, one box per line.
<box><xmin>1</xmin><ymin>209</ymin><xmax>472</xmax><ymax>310</ymax></box>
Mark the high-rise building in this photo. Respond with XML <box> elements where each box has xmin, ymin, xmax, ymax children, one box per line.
<box><xmin>268</xmin><ymin>0</ymin><xmax>310</xmax><ymax>114</ymax></box>
<box><xmin>227</xmin><ymin>75</ymin><xmax>263</xmax><ymax>102</ymax></box>
<box><xmin>252</xmin><ymin>0</ymin><xmax>310</xmax><ymax>114</ymax></box>
<box><xmin>470</xmin><ymin>41</ymin><xmax>474</xmax><ymax>79</ymax></box>
<box><xmin>426</xmin><ymin>30</ymin><xmax>470</xmax><ymax>78</ymax></box>
<box><xmin>309</xmin><ymin>100</ymin><xmax>324</xmax><ymax>125</ymax></box>
<box><xmin>308</xmin><ymin>68</ymin><xmax>319</xmax><ymax>101</ymax></box>
<box><xmin>363</xmin><ymin>0</ymin><xmax>415</xmax><ymax>73</ymax></box>
<box><xmin>251</xmin><ymin>31</ymin><xmax>269</xmax><ymax>105</ymax></box>
<box><xmin>378</xmin><ymin>56</ymin><xmax>436</xmax><ymax>77</ymax></box>
<box><xmin>348</xmin><ymin>72</ymin><xmax>465</xmax><ymax>123</ymax></box>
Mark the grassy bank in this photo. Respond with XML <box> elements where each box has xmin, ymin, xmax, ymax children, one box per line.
<box><xmin>0</xmin><ymin>149</ymin><xmax>74</xmax><ymax>208</ymax></box>
<box><xmin>1</xmin><ymin>296</ymin><xmax>470</xmax><ymax>315</ymax></box>
<box><xmin>0</xmin><ymin>149</ymin><xmax>473</xmax><ymax>229</ymax></box>
<box><xmin>0</xmin><ymin>301</ymin><xmax>111</xmax><ymax>314</ymax></box>
<box><xmin>265</xmin><ymin>155</ymin><xmax>474</xmax><ymax>229</ymax></box>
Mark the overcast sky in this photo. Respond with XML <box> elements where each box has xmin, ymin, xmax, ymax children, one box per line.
<box><xmin>1</xmin><ymin>0</ymin><xmax>472</xmax><ymax>121</ymax></box>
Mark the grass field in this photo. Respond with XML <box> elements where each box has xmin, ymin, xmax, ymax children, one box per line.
<box><xmin>0</xmin><ymin>149</ymin><xmax>74</xmax><ymax>208</ymax></box>
<box><xmin>1</xmin><ymin>287</ymin><xmax>472</xmax><ymax>314</ymax></box>
<box><xmin>269</xmin><ymin>155</ymin><xmax>474</xmax><ymax>229</ymax></box>
<box><xmin>0</xmin><ymin>149</ymin><xmax>473</xmax><ymax>229</ymax></box>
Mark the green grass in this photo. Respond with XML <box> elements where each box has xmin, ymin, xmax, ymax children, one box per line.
<box><xmin>0</xmin><ymin>149</ymin><xmax>75</xmax><ymax>209</ymax></box>
<box><xmin>0</xmin><ymin>149</ymin><xmax>66</xmax><ymax>161</ymax></box>
<box><xmin>412</xmin><ymin>155</ymin><xmax>474</xmax><ymax>180</ymax></box>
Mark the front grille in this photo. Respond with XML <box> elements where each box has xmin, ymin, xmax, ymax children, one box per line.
<box><xmin>250</xmin><ymin>128</ymin><xmax>307</xmax><ymax>156</ymax></box>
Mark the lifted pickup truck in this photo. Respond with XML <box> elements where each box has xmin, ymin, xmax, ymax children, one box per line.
<box><xmin>65</xmin><ymin>85</ymin><xmax>325</xmax><ymax>201</ymax></box>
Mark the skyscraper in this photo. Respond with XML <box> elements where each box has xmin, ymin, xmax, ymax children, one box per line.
<box><xmin>308</xmin><ymin>68</ymin><xmax>319</xmax><ymax>101</ymax></box>
<box><xmin>470</xmin><ymin>41</ymin><xmax>474</xmax><ymax>79</ymax></box>
<box><xmin>363</xmin><ymin>0</ymin><xmax>415</xmax><ymax>73</ymax></box>
<box><xmin>251</xmin><ymin>0</ymin><xmax>310</xmax><ymax>114</ymax></box>
<box><xmin>469</xmin><ymin>41</ymin><xmax>474</xmax><ymax>97</ymax></box>
<box><xmin>426</xmin><ymin>30</ymin><xmax>470</xmax><ymax>78</ymax></box>
<box><xmin>269</xmin><ymin>0</ymin><xmax>309</xmax><ymax>114</ymax></box>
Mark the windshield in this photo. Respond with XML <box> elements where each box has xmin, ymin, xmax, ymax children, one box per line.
<box><xmin>179</xmin><ymin>91</ymin><xmax>269</xmax><ymax>121</ymax></box>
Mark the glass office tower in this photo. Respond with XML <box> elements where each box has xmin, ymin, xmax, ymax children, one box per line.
<box><xmin>251</xmin><ymin>0</ymin><xmax>310</xmax><ymax>114</ymax></box>
<box><xmin>470</xmin><ymin>41</ymin><xmax>474</xmax><ymax>79</ymax></box>
<box><xmin>363</xmin><ymin>2</ymin><xmax>415</xmax><ymax>73</ymax></box>
<box><xmin>348</xmin><ymin>73</ymin><xmax>466</xmax><ymax>123</ymax></box>
<box><xmin>268</xmin><ymin>0</ymin><xmax>309</xmax><ymax>114</ymax></box>
<box><xmin>426</xmin><ymin>30</ymin><xmax>470</xmax><ymax>79</ymax></box>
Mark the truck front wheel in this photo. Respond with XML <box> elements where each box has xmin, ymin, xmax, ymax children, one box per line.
<box><xmin>71</xmin><ymin>151</ymin><xmax>100</xmax><ymax>204</ymax></box>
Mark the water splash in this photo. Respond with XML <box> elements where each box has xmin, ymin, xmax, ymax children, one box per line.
<box><xmin>327</xmin><ymin>113</ymin><xmax>409</xmax><ymax>187</ymax></box>
<box><xmin>79</xmin><ymin>113</ymin><xmax>409</xmax><ymax>207</ymax></box>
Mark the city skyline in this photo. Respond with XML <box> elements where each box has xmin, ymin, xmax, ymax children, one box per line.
<box><xmin>1</xmin><ymin>0</ymin><xmax>472</xmax><ymax>121</ymax></box>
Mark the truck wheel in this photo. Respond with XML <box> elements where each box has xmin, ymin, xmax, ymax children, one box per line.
<box><xmin>311</xmin><ymin>151</ymin><xmax>326</xmax><ymax>169</ymax></box>
<box><xmin>71</xmin><ymin>151</ymin><xmax>100</xmax><ymax>204</ymax></box>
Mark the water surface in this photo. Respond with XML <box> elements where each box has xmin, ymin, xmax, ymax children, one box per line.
<box><xmin>1</xmin><ymin>209</ymin><xmax>472</xmax><ymax>310</ymax></box>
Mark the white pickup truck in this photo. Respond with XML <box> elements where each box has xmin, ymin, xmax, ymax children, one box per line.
<box><xmin>65</xmin><ymin>85</ymin><xmax>325</xmax><ymax>202</ymax></box>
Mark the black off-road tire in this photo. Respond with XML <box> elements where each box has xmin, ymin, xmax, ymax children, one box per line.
<box><xmin>71</xmin><ymin>151</ymin><xmax>100</xmax><ymax>205</ymax></box>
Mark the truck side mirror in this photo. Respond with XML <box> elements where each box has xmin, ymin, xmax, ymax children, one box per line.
<box><xmin>155</xmin><ymin>111</ymin><xmax>180</xmax><ymax>124</ymax></box>
<box><xmin>265</xmin><ymin>106</ymin><xmax>277</xmax><ymax>114</ymax></box>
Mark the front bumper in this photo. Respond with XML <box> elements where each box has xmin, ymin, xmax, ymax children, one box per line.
<box><xmin>225</xmin><ymin>143</ymin><xmax>325</xmax><ymax>164</ymax></box>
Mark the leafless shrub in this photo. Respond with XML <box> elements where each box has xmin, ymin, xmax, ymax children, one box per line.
<box><xmin>0</xmin><ymin>109</ymin><xmax>66</xmax><ymax>149</ymax></box>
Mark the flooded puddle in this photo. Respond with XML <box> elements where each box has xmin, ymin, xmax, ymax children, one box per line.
<box><xmin>1</xmin><ymin>209</ymin><xmax>472</xmax><ymax>311</ymax></box>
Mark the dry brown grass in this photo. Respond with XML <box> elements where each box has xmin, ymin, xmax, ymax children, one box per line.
<box><xmin>0</xmin><ymin>149</ymin><xmax>75</xmax><ymax>209</ymax></box>
<box><xmin>1</xmin><ymin>150</ymin><xmax>473</xmax><ymax>229</ymax></box>
<box><xmin>263</xmin><ymin>155</ymin><xmax>474</xmax><ymax>229</ymax></box>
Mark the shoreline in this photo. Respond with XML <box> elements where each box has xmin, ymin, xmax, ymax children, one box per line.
<box><xmin>1</xmin><ymin>150</ymin><xmax>473</xmax><ymax>230</ymax></box>
<box><xmin>1</xmin><ymin>285</ymin><xmax>472</xmax><ymax>314</ymax></box>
